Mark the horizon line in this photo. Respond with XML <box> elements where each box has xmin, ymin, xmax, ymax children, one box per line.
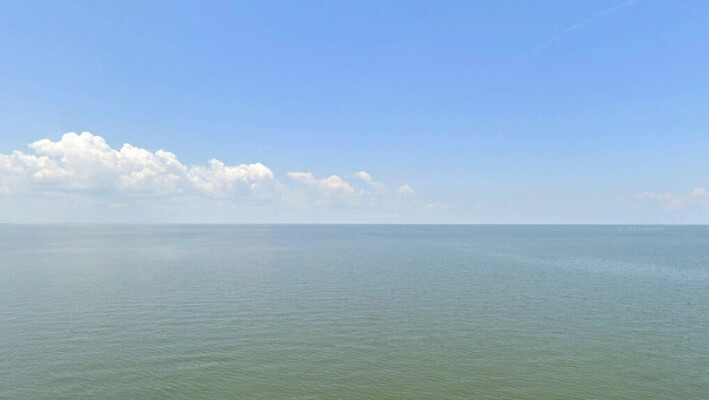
<box><xmin>0</xmin><ymin>222</ymin><xmax>701</xmax><ymax>226</ymax></box>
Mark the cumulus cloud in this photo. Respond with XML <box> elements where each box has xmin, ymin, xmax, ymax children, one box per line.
<box><xmin>287</xmin><ymin>172</ymin><xmax>354</xmax><ymax>192</ymax></box>
<box><xmin>638</xmin><ymin>188</ymin><xmax>709</xmax><ymax>209</ymax></box>
<box><xmin>353</xmin><ymin>170</ymin><xmax>383</xmax><ymax>188</ymax></box>
<box><xmin>287</xmin><ymin>171</ymin><xmax>359</xmax><ymax>205</ymax></box>
<box><xmin>0</xmin><ymin>132</ymin><xmax>424</xmax><ymax>222</ymax></box>
<box><xmin>0</xmin><ymin>132</ymin><xmax>277</xmax><ymax>200</ymax></box>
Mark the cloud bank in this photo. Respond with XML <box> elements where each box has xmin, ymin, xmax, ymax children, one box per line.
<box><xmin>1</xmin><ymin>132</ymin><xmax>277</xmax><ymax>199</ymax></box>
<box><xmin>0</xmin><ymin>132</ymin><xmax>415</xmax><ymax>221</ymax></box>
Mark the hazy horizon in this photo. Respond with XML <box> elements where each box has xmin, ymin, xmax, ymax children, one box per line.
<box><xmin>0</xmin><ymin>222</ymin><xmax>703</xmax><ymax>226</ymax></box>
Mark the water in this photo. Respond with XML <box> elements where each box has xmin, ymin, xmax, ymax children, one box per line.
<box><xmin>0</xmin><ymin>225</ymin><xmax>707</xmax><ymax>399</ymax></box>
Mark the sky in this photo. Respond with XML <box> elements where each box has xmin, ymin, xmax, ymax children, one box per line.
<box><xmin>1</xmin><ymin>0</ymin><xmax>708</xmax><ymax>223</ymax></box>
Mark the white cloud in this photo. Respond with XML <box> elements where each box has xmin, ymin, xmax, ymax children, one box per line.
<box><xmin>0</xmin><ymin>131</ymin><xmax>276</xmax><ymax>199</ymax></box>
<box><xmin>353</xmin><ymin>170</ymin><xmax>383</xmax><ymax>188</ymax></box>
<box><xmin>287</xmin><ymin>172</ymin><xmax>354</xmax><ymax>192</ymax></box>
<box><xmin>397</xmin><ymin>184</ymin><xmax>414</xmax><ymax>195</ymax></box>
<box><xmin>424</xmin><ymin>202</ymin><xmax>449</xmax><ymax>209</ymax></box>
<box><xmin>638</xmin><ymin>188</ymin><xmax>709</xmax><ymax>209</ymax></box>
<box><xmin>287</xmin><ymin>171</ymin><xmax>359</xmax><ymax>205</ymax></box>
<box><xmin>0</xmin><ymin>132</ymin><xmax>430</xmax><ymax>221</ymax></box>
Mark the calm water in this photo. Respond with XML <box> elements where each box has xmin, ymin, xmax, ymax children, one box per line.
<box><xmin>0</xmin><ymin>225</ymin><xmax>707</xmax><ymax>399</ymax></box>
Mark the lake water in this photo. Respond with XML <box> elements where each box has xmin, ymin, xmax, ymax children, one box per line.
<box><xmin>0</xmin><ymin>225</ymin><xmax>707</xmax><ymax>399</ymax></box>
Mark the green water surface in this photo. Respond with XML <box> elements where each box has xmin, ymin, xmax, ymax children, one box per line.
<box><xmin>1</xmin><ymin>225</ymin><xmax>707</xmax><ymax>399</ymax></box>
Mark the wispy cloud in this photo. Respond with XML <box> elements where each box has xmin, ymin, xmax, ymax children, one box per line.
<box><xmin>397</xmin><ymin>184</ymin><xmax>414</xmax><ymax>196</ymax></box>
<box><xmin>533</xmin><ymin>0</ymin><xmax>640</xmax><ymax>53</ymax></box>
<box><xmin>638</xmin><ymin>188</ymin><xmax>709</xmax><ymax>209</ymax></box>
<box><xmin>424</xmin><ymin>202</ymin><xmax>449</xmax><ymax>210</ymax></box>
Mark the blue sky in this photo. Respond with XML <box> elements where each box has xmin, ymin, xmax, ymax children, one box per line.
<box><xmin>1</xmin><ymin>0</ymin><xmax>708</xmax><ymax>223</ymax></box>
